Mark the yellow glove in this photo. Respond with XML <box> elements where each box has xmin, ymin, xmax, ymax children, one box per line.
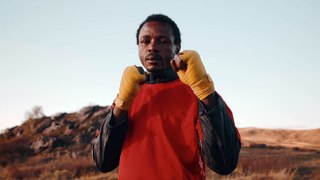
<box><xmin>114</xmin><ymin>65</ymin><xmax>146</xmax><ymax>110</ymax></box>
<box><xmin>176</xmin><ymin>50</ymin><xmax>215</xmax><ymax>100</ymax></box>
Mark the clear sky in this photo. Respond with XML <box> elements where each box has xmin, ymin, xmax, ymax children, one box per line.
<box><xmin>1</xmin><ymin>0</ymin><xmax>319</xmax><ymax>131</ymax></box>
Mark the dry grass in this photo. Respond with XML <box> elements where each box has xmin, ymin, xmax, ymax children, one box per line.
<box><xmin>203</xmin><ymin>151</ymin><xmax>297</xmax><ymax>180</ymax></box>
<box><xmin>0</xmin><ymin>156</ymin><xmax>97</xmax><ymax>180</ymax></box>
<box><xmin>1</xmin><ymin>127</ymin><xmax>319</xmax><ymax>179</ymax></box>
<box><xmin>76</xmin><ymin>170</ymin><xmax>118</xmax><ymax>180</ymax></box>
<box><xmin>1</xmin><ymin>147</ymin><xmax>318</xmax><ymax>179</ymax></box>
<box><xmin>78</xmin><ymin>167</ymin><xmax>296</xmax><ymax>180</ymax></box>
<box><xmin>207</xmin><ymin>168</ymin><xmax>295</xmax><ymax>180</ymax></box>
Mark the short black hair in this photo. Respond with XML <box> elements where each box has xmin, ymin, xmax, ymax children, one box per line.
<box><xmin>136</xmin><ymin>14</ymin><xmax>181</xmax><ymax>45</ymax></box>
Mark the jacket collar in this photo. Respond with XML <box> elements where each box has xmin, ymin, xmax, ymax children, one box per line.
<box><xmin>146</xmin><ymin>69</ymin><xmax>178</xmax><ymax>84</ymax></box>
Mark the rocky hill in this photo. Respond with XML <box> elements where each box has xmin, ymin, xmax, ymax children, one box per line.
<box><xmin>0</xmin><ymin>105</ymin><xmax>111</xmax><ymax>179</ymax></box>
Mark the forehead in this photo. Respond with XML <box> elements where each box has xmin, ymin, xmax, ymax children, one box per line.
<box><xmin>139</xmin><ymin>21</ymin><xmax>174</xmax><ymax>39</ymax></box>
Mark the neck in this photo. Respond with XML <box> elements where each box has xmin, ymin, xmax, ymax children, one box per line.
<box><xmin>146</xmin><ymin>68</ymin><xmax>178</xmax><ymax>84</ymax></box>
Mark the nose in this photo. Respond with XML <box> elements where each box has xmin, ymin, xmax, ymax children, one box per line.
<box><xmin>148</xmin><ymin>39</ymin><xmax>159</xmax><ymax>52</ymax></box>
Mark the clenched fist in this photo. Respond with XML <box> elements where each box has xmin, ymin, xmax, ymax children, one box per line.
<box><xmin>115</xmin><ymin>65</ymin><xmax>146</xmax><ymax>110</ymax></box>
<box><xmin>171</xmin><ymin>50</ymin><xmax>215</xmax><ymax>100</ymax></box>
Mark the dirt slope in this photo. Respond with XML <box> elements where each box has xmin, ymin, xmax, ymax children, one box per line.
<box><xmin>239</xmin><ymin>128</ymin><xmax>320</xmax><ymax>151</ymax></box>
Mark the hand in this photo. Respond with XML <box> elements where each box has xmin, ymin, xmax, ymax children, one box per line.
<box><xmin>170</xmin><ymin>50</ymin><xmax>215</xmax><ymax>100</ymax></box>
<box><xmin>114</xmin><ymin>65</ymin><xmax>146</xmax><ymax>110</ymax></box>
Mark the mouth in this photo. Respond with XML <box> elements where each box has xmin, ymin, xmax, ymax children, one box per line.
<box><xmin>145</xmin><ymin>54</ymin><xmax>162</xmax><ymax>62</ymax></box>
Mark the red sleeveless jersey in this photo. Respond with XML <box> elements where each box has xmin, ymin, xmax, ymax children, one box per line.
<box><xmin>118</xmin><ymin>79</ymin><xmax>205</xmax><ymax>180</ymax></box>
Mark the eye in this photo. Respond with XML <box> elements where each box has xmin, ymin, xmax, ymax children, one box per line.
<box><xmin>139</xmin><ymin>38</ymin><xmax>150</xmax><ymax>44</ymax></box>
<box><xmin>159</xmin><ymin>38</ymin><xmax>171</xmax><ymax>44</ymax></box>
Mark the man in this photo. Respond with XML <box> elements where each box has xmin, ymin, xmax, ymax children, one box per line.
<box><xmin>92</xmin><ymin>14</ymin><xmax>241</xmax><ymax>179</ymax></box>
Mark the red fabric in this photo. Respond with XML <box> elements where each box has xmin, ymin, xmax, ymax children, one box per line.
<box><xmin>118</xmin><ymin>79</ymin><xmax>205</xmax><ymax>180</ymax></box>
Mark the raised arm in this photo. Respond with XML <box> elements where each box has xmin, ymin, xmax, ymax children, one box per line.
<box><xmin>171</xmin><ymin>50</ymin><xmax>241</xmax><ymax>175</ymax></box>
<box><xmin>92</xmin><ymin>66</ymin><xmax>146</xmax><ymax>172</ymax></box>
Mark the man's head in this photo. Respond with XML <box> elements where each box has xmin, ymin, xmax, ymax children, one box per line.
<box><xmin>136</xmin><ymin>14</ymin><xmax>181</xmax><ymax>74</ymax></box>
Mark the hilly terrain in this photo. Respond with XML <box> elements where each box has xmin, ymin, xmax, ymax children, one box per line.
<box><xmin>0</xmin><ymin>105</ymin><xmax>319</xmax><ymax>179</ymax></box>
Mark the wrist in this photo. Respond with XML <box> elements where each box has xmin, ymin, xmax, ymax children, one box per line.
<box><xmin>114</xmin><ymin>96</ymin><xmax>134</xmax><ymax>111</ymax></box>
<box><xmin>200</xmin><ymin>92</ymin><xmax>218</xmax><ymax>111</ymax></box>
<box><xmin>113</xmin><ymin>105</ymin><xmax>128</xmax><ymax>120</ymax></box>
<box><xmin>191</xmin><ymin>74</ymin><xmax>215</xmax><ymax>100</ymax></box>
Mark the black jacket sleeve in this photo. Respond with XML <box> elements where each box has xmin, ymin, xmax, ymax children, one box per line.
<box><xmin>198</xmin><ymin>93</ymin><xmax>241</xmax><ymax>175</ymax></box>
<box><xmin>92</xmin><ymin>109</ymin><xmax>128</xmax><ymax>172</ymax></box>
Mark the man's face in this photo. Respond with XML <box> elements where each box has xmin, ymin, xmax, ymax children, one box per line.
<box><xmin>138</xmin><ymin>21</ymin><xmax>180</xmax><ymax>74</ymax></box>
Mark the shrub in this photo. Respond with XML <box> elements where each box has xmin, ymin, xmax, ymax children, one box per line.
<box><xmin>0</xmin><ymin>136</ymin><xmax>34</xmax><ymax>166</ymax></box>
<box><xmin>25</xmin><ymin>106</ymin><xmax>45</xmax><ymax>120</ymax></box>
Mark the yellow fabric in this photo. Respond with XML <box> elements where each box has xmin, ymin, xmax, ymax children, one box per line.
<box><xmin>115</xmin><ymin>65</ymin><xmax>146</xmax><ymax>110</ymax></box>
<box><xmin>177</xmin><ymin>50</ymin><xmax>215</xmax><ymax>100</ymax></box>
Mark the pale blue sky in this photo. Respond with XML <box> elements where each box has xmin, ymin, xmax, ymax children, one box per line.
<box><xmin>1</xmin><ymin>0</ymin><xmax>319</xmax><ymax>131</ymax></box>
